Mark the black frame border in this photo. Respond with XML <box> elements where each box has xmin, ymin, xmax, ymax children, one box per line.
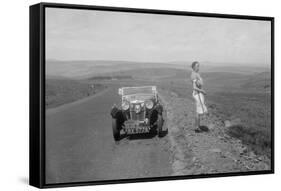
<box><xmin>29</xmin><ymin>2</ymin><xmax>275</xmax><ymax>188</ymax></box>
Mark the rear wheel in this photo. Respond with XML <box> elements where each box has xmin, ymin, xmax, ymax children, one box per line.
<box><xmin>157</xmin><ymin>114</ymin><xmax>164</xmax><ymax>137</ymax></box>
<box><xmin>112</xmin><ymin>118</ymin><xmax>120</xmax><ymax>141</ymax></box>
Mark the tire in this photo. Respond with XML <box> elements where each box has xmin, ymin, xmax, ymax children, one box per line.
<box><xmin>112</xmin><ymin>118</ymin><xmax>120</xmax><ymax>141</ymax></box>
<box><xmin>157</xmin><ymin>114</ymin><xmax>164</xmax><ymax>137</ymax></box>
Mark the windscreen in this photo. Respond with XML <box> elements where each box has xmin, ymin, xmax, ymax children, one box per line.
<box><xmin>121</xmin><ymin>86</ymin><xmax>155</xmax><ymax>96</ymax></box>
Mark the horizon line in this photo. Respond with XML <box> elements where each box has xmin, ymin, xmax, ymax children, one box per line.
<box><xmin>46</xmin><ymin>58</ymin><xmax>269</xmax><ymax>67</ymax></box>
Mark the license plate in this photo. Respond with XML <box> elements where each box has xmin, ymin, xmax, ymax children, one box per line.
<box><xmin>124</xmin><ymin>121</ymin><xmax>150</xmax><ymax>134</ymax></box>
<box><xmin>125</xmin><ymin>126</ymin><xmax>150</xmax><ymax>134</ymax></box>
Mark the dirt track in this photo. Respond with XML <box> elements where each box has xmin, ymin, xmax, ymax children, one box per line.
<box><xmin>46</xmin><ymin>85</ymin><xmax>171</xmax><ymax>184</ymax></box>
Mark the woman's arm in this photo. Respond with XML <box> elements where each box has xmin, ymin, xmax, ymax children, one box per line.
<box><xmin>192</xmin><ymin>81</ymin><xmax>206</xmax><ymax>95</ymax></box>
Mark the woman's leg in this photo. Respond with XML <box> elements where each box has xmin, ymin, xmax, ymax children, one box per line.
<box><xmin>198</xmin><ymin>114</ymin><xmax>201</xmax><ymax>128</ymax></box>
<box><xmin>195</xmin><ymin>113</ymin><xmax>200</xmax><ymax>129</ymax></box>
<box><xmin>193</xmin><ymin>92</ymin><xmax>202</xmax><ymax>130</ymax></box>
<box><xmin>198</xmin><ymin>93</ymin><xmax>208</xmax><ymax>114</ymax></box>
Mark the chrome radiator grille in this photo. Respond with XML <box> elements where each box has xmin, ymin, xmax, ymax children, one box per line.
<box><xmin>130</xmin><ymin>110</ymin><xmax>145</xmax><ymax>121</ymax></box>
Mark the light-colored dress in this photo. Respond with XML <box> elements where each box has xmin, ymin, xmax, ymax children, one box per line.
<box><xmin>191</xmin><ymin>71</ymin><xmax>208</xmax><ymax>114</ymax></box>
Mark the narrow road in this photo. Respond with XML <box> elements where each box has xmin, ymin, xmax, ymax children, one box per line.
<box><xmin>46</xmin><ymin>85</ymin><xmax>171</xmax><ymax>184</ymax></box>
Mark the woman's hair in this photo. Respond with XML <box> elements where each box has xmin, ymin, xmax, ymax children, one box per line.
<box><xmin>191</xmin><ymin>61</ymin><xmax>199</xmax><ymax>70</ymax></box>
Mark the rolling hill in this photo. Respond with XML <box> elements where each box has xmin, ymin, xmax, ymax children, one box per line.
<box><xmin>46</xmin><ymin>60</ymin><xmax>186</xmax><ymax>79</ymax></box>
<box><xmin>46</xmin><ymin>59</ymin><xmax>269</xmax><ymax>79</ymax></box>
<box><xmin>242</xmin><ymin>72</ymin><xmax>271</xmax><ymax>91</ymax></box>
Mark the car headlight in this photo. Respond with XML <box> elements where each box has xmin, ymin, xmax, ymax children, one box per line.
<box><xmin>145</xmin><ymin>100</ymin><xmax>154</xmax><ymax>109</ymax></box>
<box><xmin>122</xmin><ymin>101</ymin><xmax>130</xmax><ymax>110</ymax></box>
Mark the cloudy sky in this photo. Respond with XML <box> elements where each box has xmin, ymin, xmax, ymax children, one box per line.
<box><xmin>46</xmin><ymin>8</ymin><xmax>271</xmax><ymax>65</ymax></box>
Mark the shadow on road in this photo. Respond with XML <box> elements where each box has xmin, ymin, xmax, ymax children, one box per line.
<box><xmin>128</xmin><ymin>132</ymin><xmax>157</xmax><ymax>140</ymax></box>
<box><xmin>199</xmin><ymin>125</ymin><xmax>210</xmax><ymax>132</ymax></box>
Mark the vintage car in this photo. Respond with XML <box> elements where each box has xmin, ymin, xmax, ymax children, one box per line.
<box><xmin>110</xmin><ymin>86</ymin><xmax>164</xmax><ymax>141</ymax></box>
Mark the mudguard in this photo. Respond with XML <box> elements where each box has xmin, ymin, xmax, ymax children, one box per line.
<box><xmin>155</xmin><ymin>103</ymin><xmax>163</xmax><ymax>115</ymax></box>
<box><xmin>110</xmin><ymin>105</ymin><xmax>120</xmax><ymax>118</ymax></box>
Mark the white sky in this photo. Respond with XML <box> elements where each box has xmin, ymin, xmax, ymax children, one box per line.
<box><xmin>46</xmin><ymin>7</ymin><xmax>271</xmax><ymax>65</ymax></box>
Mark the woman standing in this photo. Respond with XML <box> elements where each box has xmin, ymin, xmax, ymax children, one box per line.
<box><xmin>190</xmin><ymin>61</ymin><xmax>208</xmax><ymax>132</ymax></box>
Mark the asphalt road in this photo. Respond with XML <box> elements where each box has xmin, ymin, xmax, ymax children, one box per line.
<box><xmin>46</xmin><ymin>85</ymin><xmax>171</xmax><ymax>184</ymax></box>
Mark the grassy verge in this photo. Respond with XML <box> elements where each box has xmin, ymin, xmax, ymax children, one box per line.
<box><xmin>207</xmin><ymin>91</ymin><xmax>271</xmax><ymax>157</ymax></box>
<box><xmin>158</xmin><ymin>80</ymin><xmax>271</xmax><ymax>158</ymax></box>
<box><xmin>46</xmin><ymin>79</ymin><xmax>106</xmax><ymax>109</ymax></box>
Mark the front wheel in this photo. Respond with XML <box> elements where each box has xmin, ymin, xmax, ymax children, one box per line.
<box><xmin>112</xmin><ymin>118</ymin><xmax>120</xmax><ymax>141</ymax></box>
<box><xmin>157</xmin><ymin>114</ymin><xmax>164</xmax><ymax>137</ymax></box>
